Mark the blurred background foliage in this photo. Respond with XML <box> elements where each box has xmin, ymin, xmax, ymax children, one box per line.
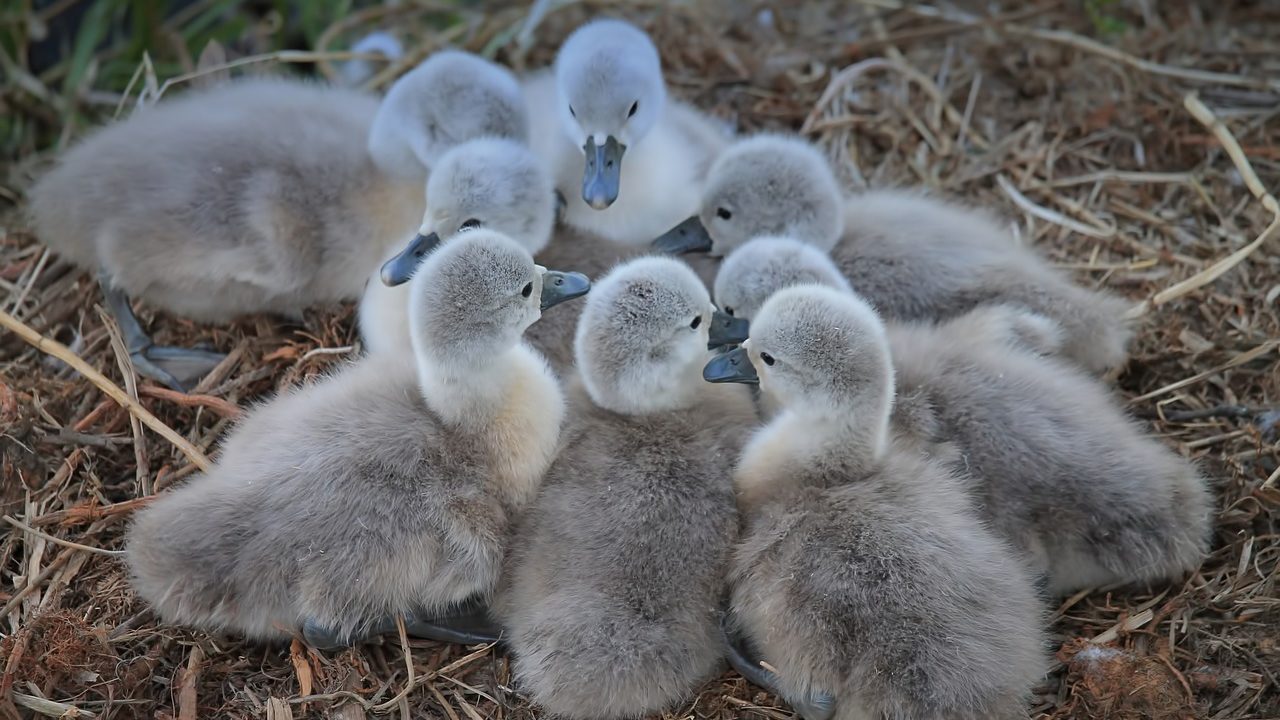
<box><xmin>0</xmin><ymin>0</ymin><xmax>487</xmax><ymax>169</ymax></box>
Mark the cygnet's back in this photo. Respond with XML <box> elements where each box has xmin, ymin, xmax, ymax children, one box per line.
<box><xmin>714</xmin><ymin>286</ymin><xmax>1045</xmax><ymax>720</ymax></box>
<box><xmin>686</xmin><ymin>134</ymin><xmax>1131</xmax><ymax>373</ymax></box>
<box><xmin>127</xmin><ymin>232</ymin><xmax>567</xmax><ymax>644</ymax></box>
<box><xmin>833</xmin><ymin>190</ymin><xmax>1131</xmax><ymax>372</ymax></box>
<box><xmin>30</xmin><ymin>78</ymin><xmax>415</xmax><ymax>320</ymax></box>
<box><xmin>499</xmin><ymin>257</ymin><xmax>757</xmax><ymax>719</ymax></box>
<box><xmin>888</xmin><ymin>306</ymin><xmax>1212</xmax><ymax>595</ymax></box>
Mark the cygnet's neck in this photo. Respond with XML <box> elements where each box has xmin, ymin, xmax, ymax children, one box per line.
<box><xmin>413</xmin><ymin>341</ymin><xmax>530</xmax><ymax>429</ymax></box>
<box><xmin>592</xmin><ymin>352</ymin><xmax>709</xmax><ymax>416</ymax></box>
<box><xmin>415</xmin><ymin>337</ymin><xmax>564</xmax><ymax>511</ymax></box>
<box><xmin>735</xmin><ymin>392</ymin><xmax>893</xmax><ymax>511</ymax></box>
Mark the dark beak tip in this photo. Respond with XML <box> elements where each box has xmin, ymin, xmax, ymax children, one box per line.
<box><xmin>702</xmin><ymin>347</ymin><xmax>759</xmax><ymax>384</ymax></box>
<box><xmin>380</xmin><ymin>232</ymin><xmax>440</xmax><ymax>286</ymax></box>
<box><xmin>652</xmin><ymin>216</ymin><xmax>713</xmax><ymax>255</ymax></box>
<box><xmin>539</xmin><ymin>271</ymin><xmax>592</xmax><ymax>310</ymax></box>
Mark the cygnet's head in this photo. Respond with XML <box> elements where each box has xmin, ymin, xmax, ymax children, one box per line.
<box><xmin>555</xmin><ymin>19</ymin><xmax>666</xmax><ymax>209</ymax></box>
<box><xmin>409</xmin><ymin>230</ymin><xmax>588</xmax><ymax>371</ymax></box>
<box><xmin>338</xmin><ymin>31</ymin><xmax>403</xmax><ymax>88</ymax></box>
<box><xmin>706</xmin><ymin>285</ymin><xmax>893</xmax><ymax>432</ymax></box>
<box><xmin>574</xmin><ymin>257</ymin><xmax>714</xmax><ymax>415</ymax></box>
<box><xmin>369</xmin><ymin>50</ymin><xmax>528</xmax><ymax>180</ymax></box>
<box><xmin>380</xmin><ymin>138</ymin><xmax>555</xmax><ymax>286</ymax></box>
<box><xmin>652</xmin><ymin>134</ymin><xmax>844</xmax><ymax>257</ymax></box>
<box><xmin>709</xmin><ymin>235</ymin><xmax>851</xmax><ymax>348</ymax></box>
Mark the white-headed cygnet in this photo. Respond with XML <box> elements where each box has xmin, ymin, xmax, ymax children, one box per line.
<box><xmin>704</xmin><ymin>285</ymin><xmax>1046</xmax><ymax>720</ymax></box>
<box><xmin>125</xmin><ymin>231</ymin><xmax>589</xmax><ymax>649</ymax></box>
<box><xmin>368</xmin><ymin>49</ymin><xmax>528</xmax><ymax>182</ymax></box>
<box><xmin>497</xmin><ymin>257</ymin><xmax>757</xmax><ymax>719</ymax></box>
<box><xmin>710</xmin><ymin>236</ymin><xmax>1212</xmax><ymax>597</ymax></box>
<box><xmin>359</xmin><ymin>137</ymin><xmax>560</xmax><ymax>355</ymax></box>
<box><xmin>524</xmin><ymin>18</ymin><xmax>730</xmax><ymax>245</ymax></box>
<box><xmin>28</xmin><ymin>49</ymin><xmax>527</xmax><ymax>391</ymax></box>
<box><xmin>654</xmin><ymin>133</ymin><xmax>1132</xmax><ymax>373</ymax></box>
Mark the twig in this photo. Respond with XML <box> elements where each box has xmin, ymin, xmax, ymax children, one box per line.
<box><xmin>176</xmin><ymin>645</ymin><xmax>204</xmax><ymax>720</ymax></box>
<box><xmin>1129</xmin><ymin>342</ymin><xmax>1278</xmax><ymax>404</ymax></box>
<box><xmin>1029</xmin><ymin>170</ymin><xmax>1193</xmax><ymax>189</ymax></box>
<box><xmin>29</xmin><ymin>496</ymin><xmax>156</xmax><ymax>528</ymax></box>
<box><xmin>300</xmin><ymin>345</ymin><xmax>354</xmax><ymax>362</ymax></box>
<box><xmin>1007</xmin><ymin>26</ymin><xmax>1280</xmax><ymax>93</ymax></box>
<box><xmin>0</xmin><ymin>550</ymin><xmax>74</xmax><ymax>619</ymax></box>
<box><xmin>2</xmin><ymin>515</ymin><xmax>125</xmax><ymax>558</ymax></box>
<box><xmin>0</xmin><ymin>308</ymin><xmax>212</xmax><ymax>471</ymax></box>
<box><xmin>101</xmin><ymin>306</ymin><xmax>151</xmax><ymax>495</ymax></box>
<box><xmin>10</xmin><ymin>693</ymin><xmax>96</xmax><ymax>719</ymax></box>
<box><xmin>996</xmin><ymin>175</ymin><xmax>1115</xmax><ymax>238</ymax></box>
<box><xmin>137</xmin><ymin>385</ymin><xmax>242</xmax><ymax>419</ymax></box>
<box><xmin>371</xmin><ymin>616</ymin><xmax>417</xmax><ymax>713</ymax></box>
<box><xmin>1131</xmin><ymin>95</ymin><xmax>1280</xmax><ymax>315</ymax></box>
<box><xmin>1147</xmin><ymin>404</ymin><xmax>1276</xmax><ymax>423</ymax></box>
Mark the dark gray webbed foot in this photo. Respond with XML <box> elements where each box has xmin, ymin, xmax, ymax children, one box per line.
<box><xmin>302</xmin><ymin>617</ymin><xmax>364</xmax><ymax>651</ymax></box>
<box><xmin>134</xmin><ymin>345</ymin><xmax>226</xmax><ymax>392</ymax></box>
<box><xmin>404</xmin><ymin>595</ymin><xmax>502</xmax><ymax>645</ymax></box>
<box><xmin>722</xmin><ymin>613</ymin><xmax>837</xmax><ymax>720</ymax></box>
<box><xmin>304</xmin><ymin>598</ymin><xmax>503</xmax><ymax>651</ymax></box>
<box><xmin>98</xmin><ymin>273</ymin><xmax>224</xmax><ymax>392</ymax></box>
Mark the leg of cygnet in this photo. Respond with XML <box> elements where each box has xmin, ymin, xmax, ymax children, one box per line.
<box><xmin>99</xmin><ymin>273</ymin><xmax>224</xmax><ymax>392</ymax></box>
<box><xmin>721</xmin><ymin>611</ymin><xmax>837</xmax><ymax>720</ymax></box>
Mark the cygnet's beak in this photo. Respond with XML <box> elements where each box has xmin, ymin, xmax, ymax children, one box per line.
<box><xmin>540</xmin><ymin>270</ymin><xmax>591</xmax><ymax>310</ymax></box>
<box><xmin>380</xmin><ymin>232</ymin><xmax>440</xmax><ymax>286</ymax></box>
<box><xmin>707</xmin><ymin>310</ymin><xmax>750</xmax><ymax>350</ymax></box>
<box><xmin>703</xmin><ymin>346</ymin><xmax>758</xmax><ymax>384</ymax></box>
<box><xmin>652</xmin><ymin>215</ymin><xmax>712</xmax><ymax>254</ymax></box>
<box><xmin>582</xmin><ymin>136</ymin><xmax>625</xmax><ymax>209</ymax></box>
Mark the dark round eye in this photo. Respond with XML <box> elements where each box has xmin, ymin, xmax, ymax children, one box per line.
<box><xmin>759</xmin><ymin>351</ymin><xmax>775</xmax><ymax>366</ymax></box>
<box><xmin>569</xmin><ymin>105</ymin><xmax>577</xmax><ymax>118</ymax></box>
<box><xmin>628</xmin><ymin>101</ymin><xmax>639</xmax><ymax>118</ymax></box>
<box><xmin>723</xmin><ymin>307</ymin><xmax>734</xmax><ymax>316</ymax></box>
<box><xmin>690</xmin><ymin>316</ymin><xmax>702</xmax><ymax>330</ymax></box>
<box><xmin>460</xmin><ymin>218</ymin><xmax>481</xmax><ymax>231</ymax></box>
<box><xmin>716</xmin><ymin>207</ymin><xmax>732</xmax><ymax>220</ymax></box>
<box><xmin>522</xmin><ymin>282</ymin><xmax>534</xmax><ymax>298</ymax></box>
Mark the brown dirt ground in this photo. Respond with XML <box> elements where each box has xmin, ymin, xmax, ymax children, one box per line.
<box><xmin>1</xmin><ymin>1</ymin><xmax>1278</xmax><ymax>718</ymax></box>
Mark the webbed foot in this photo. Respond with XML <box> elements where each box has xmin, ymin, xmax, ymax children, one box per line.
<box><xmin>721</xmin><ymin>612</ymin><xmax>837</xmax><ymax>720</ymax></box>
<box><xmin>99</xmin><ymin>273</ymin><xmax>224</xmax><ymax>392</ymax></box>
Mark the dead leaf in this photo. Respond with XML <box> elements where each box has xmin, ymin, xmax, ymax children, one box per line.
<box><xmin>176</xmin><ymin>645</ymin><xmax>203</xmax><ymax>720</ymax></box>
<box><xmin>265</xmin><ymin>697</ymin><xmax>294</xmax><ymax>720</ymax></box>
<box><xmin>262</xmin><ymin>345</ymin><xmax>301</xmax><ymax>363</ymax></box>
<box><xmin>289</xmin><ymin>638</ymin><xmax>313</xmax><ymax>699</ymax></box>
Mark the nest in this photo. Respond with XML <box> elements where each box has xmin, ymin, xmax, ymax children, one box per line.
<box><xmin>1</xmin><ymin>1</ymin><xmax>1277</xmax><ymax>718</ymax></box>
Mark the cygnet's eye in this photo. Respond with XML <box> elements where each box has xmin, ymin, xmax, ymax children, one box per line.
<box><xmin>460</xmin><ymin>218</ymin><xmax>482</xmax><ymax>232</ymax></box>
<box><xmin>759</xmin><ymin>351</ymin><xmax>776</xmax><ymax>366</ymax></box>
<box><xmin>690</xmin><ymin>315</ymin><xmax>702</xmax><ymax>330</ymax></box>
<box><xmin>569</xmin><ymin>105</ymin><xmax>577</xmax><ymax>118</ymax></box>
<box><xmin>522</xmin><ymin>282</ymin><xmax>534</xmax><ymax>298</ymax></box>
<box><xmin>716</xmin><ymin>207</ymin><xmax>733</xmax><ymax>220</ymax></box>
<box><xmin>723</xmin><ymin>306</ymin><xmax>734</xmax><ymax>316</ymax></box>
<box><xmin>628</xmin><ymin>101</ymin><xmax>639</xmax><ymax>118</ymax></box>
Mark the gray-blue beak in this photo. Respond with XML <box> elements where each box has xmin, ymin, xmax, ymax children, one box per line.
<box><xmin>380</xmin><ymin>232</ymin><xmax>440</xmax><ymax>287</ymax></box>
<box><xmin>703</xmin><ymin>347</ymin><xmax>758</xmax><ymax>384</ymax></box>
<box><xmin>541</xmin><ymin>271</ymin><xmax>591</xmax><ymax>310</ymax></box>
<box><xmin>652</xmin><ymin>215</ymin><xmax>712</xmax><ymax>254</ymax></box>
<box><xmin>582</xmin><ymin>136</ymin><xmax>625</xmax><ymax>209</ymax></box>
<box><xmin>708</xmin><ymin>310</ymin><xmax>750</xmax><ymax>349</ymax></box>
